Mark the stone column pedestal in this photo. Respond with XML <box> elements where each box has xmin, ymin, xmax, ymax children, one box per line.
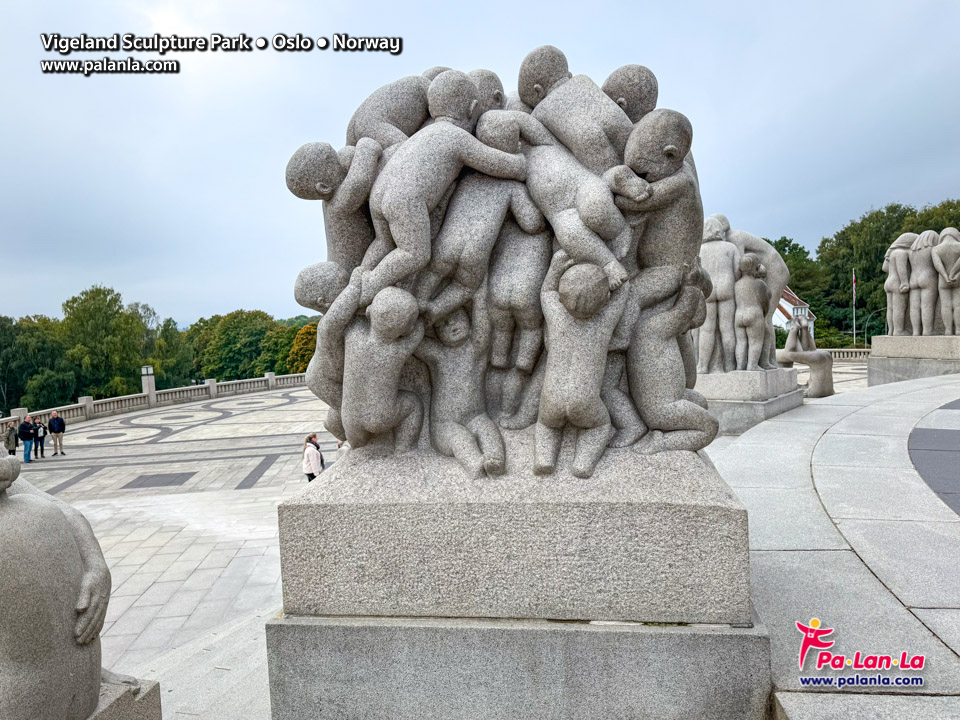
<box><xmin>90</xmin><ymin>680</ymin><xmax>162</xmax><ymax>720</ymax></box>
<box><xmin>266</xmin><ymin>435</ymin><xmax>772</xmax><ymax>719</ymax></box>
<box><xmin>868</xmin><ymin>335</ymin><xmax>960</xmax><ymax>386</ymax></box>
<box><xmin>696</xmin><ymin>368</ymin><xmax>802</xmax><ymax>434</ymax></box>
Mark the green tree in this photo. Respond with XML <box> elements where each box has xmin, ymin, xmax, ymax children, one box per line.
<box><xmin>148</xmin><ymin>318</ymin><xmax>194</xmax><ymax>389</ymax></box>
<box><xmin>185</xmin><ymin>315</ymin><xmax>222</xmax><ymax>381</ymax></box>
<box><xmin>200</xmin><ymin>310</ymin><xmax>277</xmax><ymax>380</ymax></box>
<box><xmin>20</xmin><ymin>368</ymin><xmax>77</xmax><ymax>411</ymax></box>
<box><xmin>0</xmin><ymin>315</ymin><xmax>69</xmax><ymax>412</ymax></box>
<box><xmin>900</xmin><ymin>198</ymin><xmax>960</xmax><ymax>235</ymax></box>
<box><xmin>287</xmin><ymin>323</ymin><xmax>317</xmax><ymax>373</ymax></box>
<box><xmin>59</xmin><ymin>286</ymin><xmax>144</xmax><ymax>398</ymax></box>
<box><xmin>254</xmin><ymin>324</ymin><xmax>300</xmax><ymax>375</ymax></box>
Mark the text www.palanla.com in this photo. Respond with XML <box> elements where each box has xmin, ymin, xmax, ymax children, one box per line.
<box><xmin>40</xmin><ymin>56</ymin><xmax>180</xmax><ymax>76</ymax></box>
<box><xmin>800</xmin><ymin>674</ymin><xmax>924</xmax><ymax>688</ymax></box>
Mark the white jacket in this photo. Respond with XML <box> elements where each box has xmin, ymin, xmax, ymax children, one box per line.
<box><xmin>302</xmin><ymin>443</ymin><xmax>324</xmax><ymax>475</ymax></box>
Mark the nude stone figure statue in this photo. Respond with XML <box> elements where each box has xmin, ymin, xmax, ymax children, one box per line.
<box><xmin>697</xmin><ymin>215</ymin><xmax>739</xmax><ymax>373</ymax></box>
<box><xmin>777</xmin><ymin>316</ymin><xmax>834</xmax><ymax>398</ymax></box>
<box><xmin>629</xmin><ymin>278</ymin><xmax>718</xmax><ymax>455</ymax></box>
<box><xmin>932</xmin><ymin>228</ymin><xmax>960</xmax><ymax>335</ymax></box>
<box><xmin>417</xmin><ymin>174</ymin><xmax>545</xmax><ymax>324</ymax></box>
<box><xmin>360</xmin><ymin>70</ymin><xmax>526</xmax><ymax>307</ymax></box>
<box><xmin>883</xmin><ymin>232</ymin><xmax>916</xmax><ymax>336</ymax></box>
<box><xmin>519</xmin><ymin>45</ymin><xmax>634</xmax><ymax>175</ymax></box>
<box><xmin>488</xmin><ymin>219</ymin><xmax>552</xmax><ymax>414</ymax></box>
<box><xmin>341</xmin><ymin>287</ymin><xmax>424</xmax><ymax>451</ymax></box>
<box><xmin>708</xmin><ymin>215</ymin><xmax>787</xmax><ymax>369</ymax></box>
<box><xmin>415</xmin><ymin>290</ymin><xmax>505</xmax><ymax>478</ymax></box>
<box><xmin>536</xmin><ymin>251</ymin><xmax>628</xmax><ymax>478</ymax></box>
<box><xmin>476</xmin><ymin>109</ymin><xmax>640</xmax><ymax>291</ymax></box>
<box><xmin>734</xmin><ymin>253</ymin><xmax>770</xmax><ymax>371</ymax></box>
<box><xmin>1</xmin><ymin>457</ymin><xmax>139</xmax><ymax>720</ymax></box>
<box><xmin>909</xmin><ymin>230</ymin><xmax>941</xmax><ymax>336</ymax></box>
<box><xmin>601</xmin><ymin>64</ymin><xmax>659</xmax><ymax>123</ymax></box>
<box><xmin>468</xmin><ymin>68</ymin><xmax>505</xmax><ymax>119</ymax></box>
<box><xmin>286</xmin><ymin>138</ymin><xmax>382</xmax><ymax>272</ymax></box>
<box><xmin>345</xmin><ymin>74</ymin><xmax>432</xmax><ymax>149</ymax></box>
<box><xmin>303</xmin><ymin>268</ymin><xmax>362</xmax><ymax>441</ymax></box>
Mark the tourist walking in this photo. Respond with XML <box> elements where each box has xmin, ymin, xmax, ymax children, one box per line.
<box><xmin>33</xmin><ymin>420</ymin><xmax>48</xmax><ymax>459</ymax></box>
<box><xmin>17</xmin><ymin>416</ymin><xmax>35</xmax><ymax>463</ymax></box>
<box><xmin>48</xmin><ymin>410</ymin><xmax>66</xmax><ymax>455</ymax></box>
<box><xmin>302</xmin><ymin>433</ymin><xmax>325</xmax><ymax>482</ymax></box>
<box><xmin>4</xmin><ymin>421</ymin><xmax>17</xmax><ymax>456</ymax></box>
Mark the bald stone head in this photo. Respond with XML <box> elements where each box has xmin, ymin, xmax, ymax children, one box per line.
<box><xmin>602</xmin><ymin>64</ymin><xmax>659</xmax><ymax>122</ymax></box>
<box><xmin>625</xmin><ymin>109</ymin><xmax>693</xmax><ymax>183</ymax></box>
<box><xmin>286</xmin><ymin>142</ymin><xmax>346</xmax><ymax>201</ymax></box>
<box><xmin>428</xmin><ymin>70</ymin><xmax>479</xmax><ymax>131</ymax></box>
<box><xmin>468</xmin><ymin>69</ymin><xmax>505</xmax><ymax>119</ymax></box>
<box><xmin>518</xmin><ymin>45</ymin><xmax>571</xmax><ymax>109</ymax></box>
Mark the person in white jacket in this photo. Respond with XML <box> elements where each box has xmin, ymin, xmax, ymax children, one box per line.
<box><xmin>302</xmin><ymin>433</ymin><xmax>325</xmax><ymax>481</ymax></box>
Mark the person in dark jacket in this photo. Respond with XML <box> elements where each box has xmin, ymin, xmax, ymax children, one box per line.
<box><xmin>33</xmin><ymin>420</ymin><xmax>48</xmax><ymax>459</ymax></box>
<box><xmin>17</xmin><ymin>416</ymin><xmax>35</xmax><ymax>463</ymax></box>
<box><xmin>48</xmin><ymin>411</ymin><xmax>66</xmax><ymax>456</ymax></box>
<box><xmin>3</xmin><ymin>421</ymin><xmax>17</xmax><ymax>456</ymax></box>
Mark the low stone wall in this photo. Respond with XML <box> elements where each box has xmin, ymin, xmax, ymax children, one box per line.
<box><xmin>822</xmin><ymin>348</ymin><xmax>871</xmax><ymax>361</ymax></box>
<box><xmin>4</xmin><ymin>371</ymin><xmax>307</xmax><ymax>426</ymax></box>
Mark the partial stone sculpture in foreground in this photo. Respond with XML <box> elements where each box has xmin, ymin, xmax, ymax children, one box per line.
<box><xmin>0</xmin><ymin>457</ymin><xmax>161</xmax><ymax>720</ymax></box>
<box><xmin>273</xmin><ymin>46</ymin><xmax>770</xmax><ymax>720</ymax></box>
<box><xmin>871</xmin><ymin>227</ymin><xmax>960</xmax><ymax>385</ymax></box>
<box><xmin>695</xmin><ymin>214</ymin><xmax>802</xmax><ymax>432</ymax></box>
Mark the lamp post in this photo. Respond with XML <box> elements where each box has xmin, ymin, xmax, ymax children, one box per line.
<box><xmin>141</xmin><ymin>365</ymin><xmax>157</xmax><ymax>407</ymax></box>
<box><xmin>860</xmin><ymin>307</ymin><xmax>886</xmax><ymax>347</ymax></box>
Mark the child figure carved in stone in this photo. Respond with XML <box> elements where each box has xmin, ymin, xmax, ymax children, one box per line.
<box><xmin>340</xmin><ymin>287</ymin><xmax>424</xmax><ymax>451</ymax></box>
<box><xmin>286</xmin><ymin>138</ymin><xmax>383</xmax><ymax>273</ymax></box>
<box><xmin>415</xmin><ymin>288</ymin><xmax>505</xmax><ymax>478</ymax></box>
<box><xmin>536</xmin><ymin>250</ymin><xmax>628</xmax><ymax>478</ymax></box>
<box><xmin>360</xmin><ymin>70</ymin><xmax>526</xmax><ymax>307</ymax></box>
<box><xmin>734</xmin><ymin>253</ymin><xmax>770</xmax><ymax>371</ymax></box>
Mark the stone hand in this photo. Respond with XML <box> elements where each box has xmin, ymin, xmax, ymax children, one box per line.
<box><xmin>603</xmin><ymin>260</ymin><xmax>629</xmax><ymax>290</ymax></box>
<box><xmin>899</xmin><ymin>284</ymin><xmax>909</xmax><ymax>294</ymax></box>
<box><xmin>75</xmin><ymin>566</ymin><xmax>110</xmax><ymax>645</ymax></box>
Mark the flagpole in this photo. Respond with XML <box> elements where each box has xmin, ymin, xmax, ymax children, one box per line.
<box><xmin>853</xmin><ymin>268</ymin><xmax>857</xmax><ymax>347</ymax></box>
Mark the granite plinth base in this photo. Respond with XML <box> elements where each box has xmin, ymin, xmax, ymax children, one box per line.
<box><xmin>869</xmin><ymin>336</ymin><xmax>960</xmax><ymax>386</ymax></box>
<box><xmin>90</xmin><ymin>680</ymin><xmax>161</xmax><ymax>720</ymax></box>
<box><xmin>277</xmin><ymin>437</ymin><xmax>751</xmax><ymax>625</ymax></box>
<box><xmin>266</xmin><ymin>614</ymin><xmax>772</xmax><ymax>720</ymax></box>
<box><xmin>695</xmin><ymin>369</ymin><xmax>802</xmax><ymax>434</ymax></box>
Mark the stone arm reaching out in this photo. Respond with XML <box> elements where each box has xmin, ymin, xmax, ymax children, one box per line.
<box><xmin>336</xmin><ymin>138</ymin><xmax>382</xmax><ymax>212</ymax></box>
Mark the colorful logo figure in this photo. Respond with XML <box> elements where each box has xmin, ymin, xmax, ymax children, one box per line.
<box><xmin>796</xmin><ymin>617</ymin><xmax>835</xmax><ymax>670</ymax></box>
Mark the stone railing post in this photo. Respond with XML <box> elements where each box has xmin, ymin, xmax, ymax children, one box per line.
<box><xmin>266</xmin><ymin>372</ymin><xmax>277</xmax><ymax>389</ymax></box>
<box><xmin>205</xmin><ymin>378</ymin><xmax>218</xmax><ymax>399</ymax></box>
<box><xmin>78</xmin><ymin>396</ymin><xmax>95</xmax><ymax>421</ymax></box>
<box><xmin>141</xmin><ymin>374</ymin><xmax>157</xmax><ymax>408</ymax></box>
<box><xmin>11</xmin><ymin>407</ymin><xmax>27</xmax><ymax>422</ymax></box>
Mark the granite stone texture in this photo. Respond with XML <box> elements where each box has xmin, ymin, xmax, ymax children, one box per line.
<box><xmin>278</xmin><ymin>438</ymin><xmax>751</xmax><ymax>625</ymax></box>
<box><xmin>707</xmin><ymin>387</ymin><xmax>804</xmax><ymax>435</ymax></box>
<box><xmin>696</xmin><ymin>367</ymin><xmax>797</xmax><ymax>402</ymax></box>
<box><xmin>774</xmin><ymin>692</ymin><xmax>960</xmax><ymax>720</ymax></box>
<box><xmin>91</xmin><ymin>680</ymin><xmax>162</xmax><ymax>720</ymax></box>
<box><xmin>871</xmin><ymin>334</ymin><xmax>960</xmax><ymax>360</ymax></box>
<box><xmin>868</xmin><ymin>355</ymin><xmax>960</xmax><ymax>386</ymax></box>
<box><xmin>267</xmin><ymin>614</ymin><xmax>772</xmax><ymax>720</ymax></box>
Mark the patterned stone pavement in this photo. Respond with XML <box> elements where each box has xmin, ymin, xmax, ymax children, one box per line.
<box><xmin>17</xmin><ymin>387</ymin><xmax>335</xmax><ymax>674</ymax></box>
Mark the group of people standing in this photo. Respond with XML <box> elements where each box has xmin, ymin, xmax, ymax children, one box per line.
<box><xmin>4</xmin><ymin>412</ymin><xmax>66</xmax><ymax>463</ymax></box>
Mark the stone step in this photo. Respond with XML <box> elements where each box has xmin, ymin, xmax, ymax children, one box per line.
<box><xmin>129</xmin><ymin>606</ymin><xmax>279</xmax><ymax>720</ymax></box>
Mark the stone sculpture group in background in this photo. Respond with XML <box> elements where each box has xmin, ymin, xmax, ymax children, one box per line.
<box><xmin>0</xmin><ymin>456</ymin><xmax>159</xmax><ymax>720</ymax></box>
<box><xmin>884</xmin><ymin>228</ymin><xmax>960</xmax><ymax>336</ymax></box>
<box><xmin>288</xmin><ymin>44</ymin><xmax>718</xmax><ymax>478</ymax></box>
<box><xmin>696</xmin><ymin>213</ymin><xmax>789</xmax><ymax>373</ymax></box>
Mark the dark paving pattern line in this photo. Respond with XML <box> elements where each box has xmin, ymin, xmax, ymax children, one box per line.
<box><xmin>909</xmin><ymin>402</ymin><xmax>960</xmax><ymax>517</ymax></box>
<box><xmin>235</xmin><ymin>454</ymin><xmax>281</xmax><ymax>490</ymax></box>
<box><xmin>122</xmin><ymin>471</ymin><xmax>196</xmax><ymax>490</ymax></box>
<box><xmin>48</xmin><ymin>466</ymin><xmax>106</xmax><ymax>495</ymax></box>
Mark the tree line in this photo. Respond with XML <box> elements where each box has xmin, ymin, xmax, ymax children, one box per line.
<box><xmin>2</xmin><ymin>198</ymin><xmax>956</xmax><ymax>414</ymax></box>
<box><xmin>0</xmin><ymin>285</ymin><xmax>319</xmax><ymax>415</ymax></box>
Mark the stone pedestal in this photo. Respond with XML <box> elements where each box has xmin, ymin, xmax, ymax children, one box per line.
<box><xmin>268</xmin><ymin>614</ymin><xmax>772</xmax><ymax>720</ymax></box>
<box><xmin>91</xmin><ymin>680</ymin><xmax>162</xmax><ymax>720</ymax></box>
<box><xmin>695</xmin><ymin>368</ymin><xmax>802</xmax><ymax>434</ymax></box>
<box><xmin>869</xmin><ymin>335</ymin><xmax>960</xmax><ymax>386</ymax></box>
<box><xmin>267</xmin><ymin>439</ymin><xmax>772</xmax><ymax>719</ymax></box>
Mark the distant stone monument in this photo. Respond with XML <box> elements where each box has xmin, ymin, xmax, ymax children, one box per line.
<box><xmin>871</xmin><ymin>227</ymin><xmax>960</xmax><ymax>385</ymax></box>
<box><xmin>0</xmin><ymin>457</ymin><xmax>161</xmax><ymax>720</ymax></box>
<box><xmin>271</xmin><ymin>46</ymin><xmax>771</xmax><ymax>720</ymax></box>
<box><xmin>695</xmin><ymin>214</ymin><xmax>802</xmax><ymax>432</ymax></box>
<box><xmin>777</xmin><ymin>315</ymin><xmax>835</xmax><ymax>398</ymax></box>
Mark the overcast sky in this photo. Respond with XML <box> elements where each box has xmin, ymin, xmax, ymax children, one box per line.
<box><xmin>2</xmin><ymin>0</ymin><xmax>958</xmax><ymax>324</ymax></box>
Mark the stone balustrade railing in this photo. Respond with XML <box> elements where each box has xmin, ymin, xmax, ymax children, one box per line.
<box><xmin>1</xmin><ymin>370</ymin><xmax>307</xmax><ymax>426</ymax></box>
<box><xmin>822</xmin><ymin>348</ymin><xmax>872</xmax><ymax>361</ymax></box>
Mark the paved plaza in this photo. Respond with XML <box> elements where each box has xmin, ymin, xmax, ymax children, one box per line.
<box><xmin>18</xmin><ymin>360</ymin><xmax>960</xmax><ymax>718</ymax></box>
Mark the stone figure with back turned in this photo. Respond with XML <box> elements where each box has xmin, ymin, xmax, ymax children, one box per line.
<box><xmin>695</xmin><ymin>214</ymin><xmax>739</xmax><ymax>373</ymax></box>
<box><xmin>909</xmin><ymin>230</ymin><xmax>941</xmax><ymax>336</ymax></box>
<box><xmin>733</xmin><ymin>253</ymin><xmax>770</xmax><ymax>371</ymax></box>
<box><xmin>0</xmin><ymin>456</ymin><xmax>139</xmax><ymax>720</ymax></box>
<box><xmin>932</xmin><ymin>227</ymin><xmax>960</xmax><ymax>335</ymax></box>
<box><xmin>359</xmin><ymin>70</ymin><xmax>526</xmax><ymax>307</ymax></box>
<box><xmin>883</xmin><ymin>232</ymin><xmax>916</xmax><ymax>336</ymax></box>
